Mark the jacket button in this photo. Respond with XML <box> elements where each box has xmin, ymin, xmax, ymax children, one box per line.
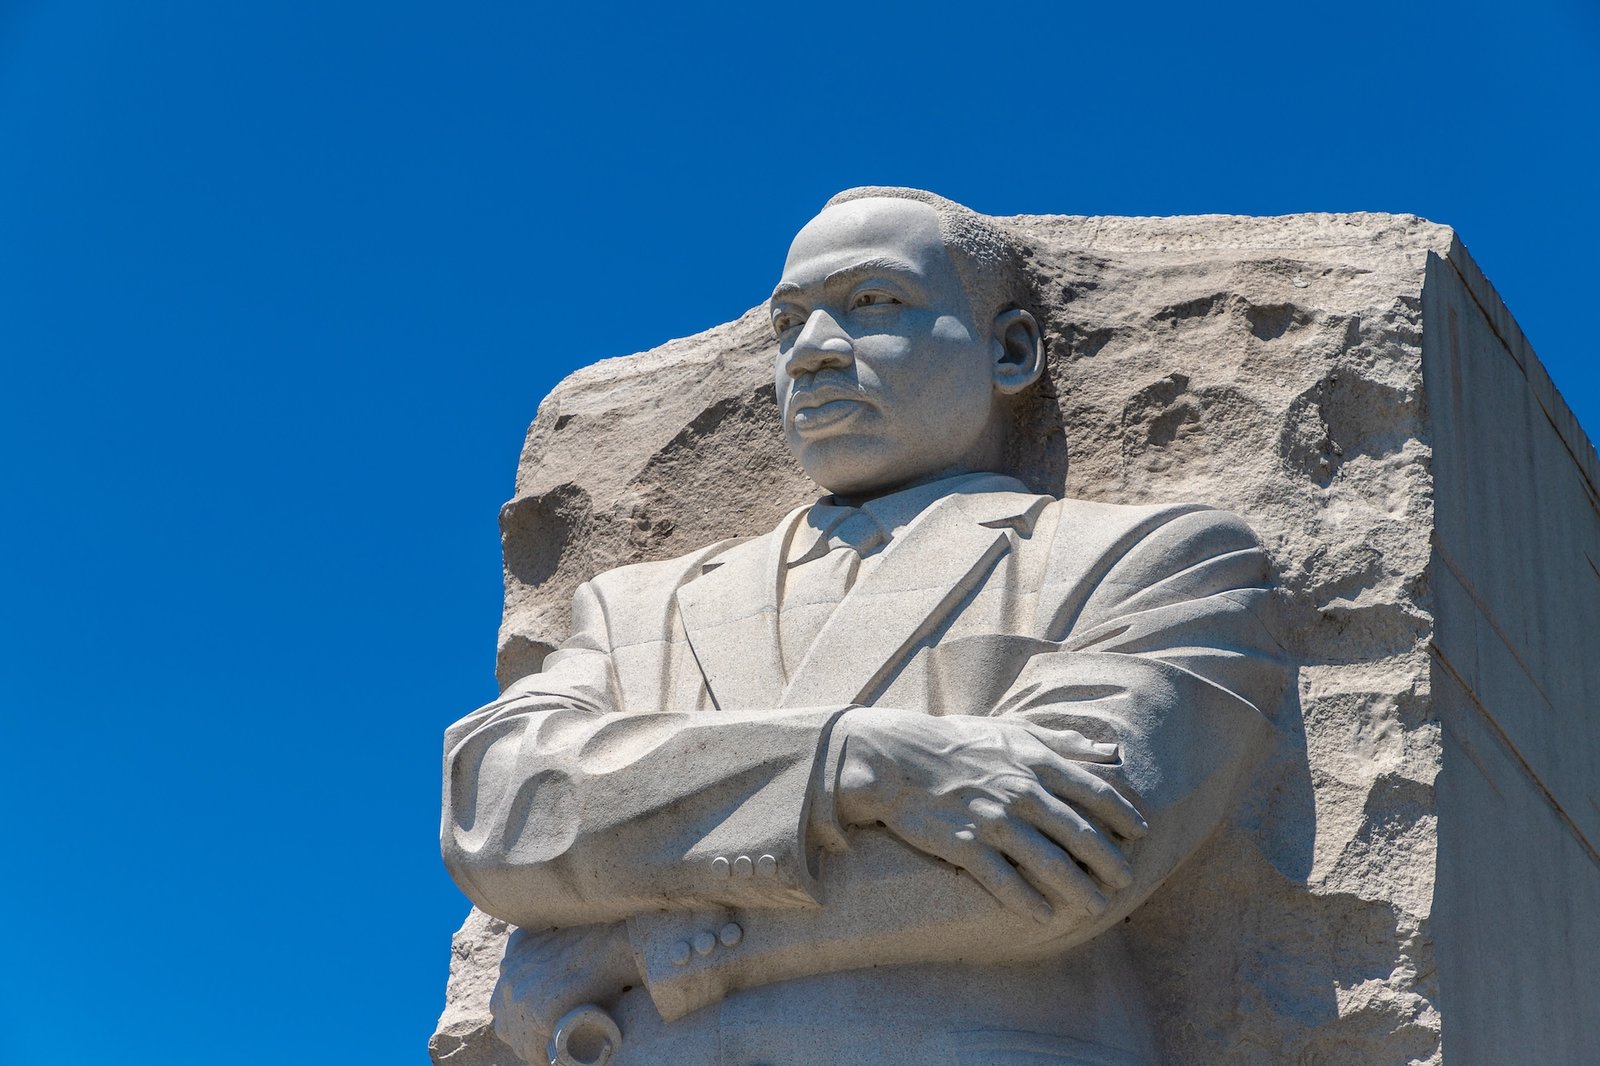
<box><xmin>719</xmin><ymin>922</ymin><xmax>743</xmax><ymax>947</ymax></box>
<box><xmin>693</xmin><ymin>931</ymin><xmax>717</xmax><ymax>956</ymax></box>
<box><xmin>756</xmin><ymin>854</ymin><xmax>777</xmax><ymax>878</ymax></box>
<box><xmin>711</xmin><ymin>856</ymin><xmax>730</xmax><ymax>877</ymax></box>
<box><xmin>668</xmin><ymin>941</ymin><xmax>691</xmax><ymax>966</ymax></box>
<box><xmin>732</xmin><ymin>855</ymin><xmax>754</xmax><ymax>877</ymax></box>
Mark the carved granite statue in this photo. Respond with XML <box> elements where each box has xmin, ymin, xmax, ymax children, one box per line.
<box><xmin>441</xmin><ymin>188</ymin><xmax>1287</xmax><ymax>1065</ymax></box>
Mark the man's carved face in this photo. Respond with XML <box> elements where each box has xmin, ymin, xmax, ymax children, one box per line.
<box><xmin>771</xmin><ymin>198</ymin><xmax>1003</xmax><ymax>498</ymax></box>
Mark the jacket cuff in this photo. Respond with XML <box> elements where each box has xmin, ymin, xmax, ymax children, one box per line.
<box><xmin>625</xmin><ymin>907</ymin><xmax>740</xmax><ymax>1021</ymax></box>
<box><xmin>805</xmin><ymin>708</ymin><xmax>855</xmax><ymax>855</ymax></box>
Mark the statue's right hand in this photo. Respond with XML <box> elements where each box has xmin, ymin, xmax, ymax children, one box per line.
<box><xmin>833</xmin><ymin>710</ymin><xmax>1149</xmax><ymax>923</ymax></box>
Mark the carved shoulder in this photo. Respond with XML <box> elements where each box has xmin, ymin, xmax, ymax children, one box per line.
<box><xmin>577</xmin><ymin>535</ymin><xmax>760</xmax><ymax>648</ymax></box>
<box><xmin>1036</xmin><ymin>498</ymin><xmax>1267</xmax><ymax>638</ymax></box>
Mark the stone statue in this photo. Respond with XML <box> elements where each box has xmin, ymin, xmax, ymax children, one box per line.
<box><xmin>441</xmin><ymin>187</ymin><xmax>1287</xmax><ymax>1065</ymax></box>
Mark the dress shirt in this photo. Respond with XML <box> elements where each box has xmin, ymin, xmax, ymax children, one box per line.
<box><xmin>779</xmin><ymin>472</ymin><xmax>995</xmax><ymax>678</ymax></box>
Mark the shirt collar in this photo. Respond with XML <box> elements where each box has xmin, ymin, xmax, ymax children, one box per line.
<box><xmin>845</xmin><ymin>471</ymin><xmax>1024</xmax><ymax>541</ymax></box>
<box><xmin>787</xmin><ymin>471</ymin><xmax>1030</xmax><ymax>566</ymax></box>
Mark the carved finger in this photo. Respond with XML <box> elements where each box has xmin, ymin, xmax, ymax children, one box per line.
<box><xmin>899</xmin><ymin>813</ymin><xmax>1054</xmax><ymax>923</ymax></box>
<box><xmin>1024</xmin><ymin>726</ymin><xmax>1121</xmax><ymax>764</ymax></box>
<box><xmin>958</xmin><ymin>843</ymin><xmax>1056</xmax><ymax>923</ymax></box>
<box><xmin>983</xmin><ymin>814</ymin><xmax>1110</xmax><ymax>916</ymax></box>
<box><xmin>1035</xmin><ymin>759</ymin><xmax>1148</xmax><ymax>840</ymax></box>
<box><xmin>1021</xmin><ymin>788</ymin><xmax>1134</xmax><ymax>890</ymax></box>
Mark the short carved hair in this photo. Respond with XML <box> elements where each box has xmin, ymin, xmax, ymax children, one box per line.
<box><xmin>823</xmin><ymin>186</ymin><xmax>1035</xmax><ymax>328</ymax></box>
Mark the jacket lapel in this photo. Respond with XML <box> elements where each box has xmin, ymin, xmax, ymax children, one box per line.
<box><xmin>674</xmin><ymin>506</ymin><xmax>806</xmax><ymax>712</ymax></box>
<box><xmin>779</xmin><ymin>487</ymin><xmax>1040</xmax><ymax>708</ymax></box>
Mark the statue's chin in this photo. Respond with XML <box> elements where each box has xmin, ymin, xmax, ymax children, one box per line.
<box><xmin>805</xmin><ymin>464</ymin><xmax>950</xmax><ymax>502</ymax></box>
<box><xmin>794</xmin><ymin>429</ymin><xmax>997</xmax><ymax>500</ymax></box>
<box><xmin>799</xmin><ymin>457</ymin><xmax>908</xmax><ymax>500</ymax></box>
<box><xmin>792</xmin><ymin>439</ymin><xmax>893</xmax><ymax>497</ymax></box>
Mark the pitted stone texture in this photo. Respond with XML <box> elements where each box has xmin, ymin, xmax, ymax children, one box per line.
<box><xmin>430</xmin><ymin>909</ymin><xmax>520</xmax><ymax>1065</ymax></box>
<box><xmin>495</xmin><ymin>323</ymin><xmax>809</xmax><ymax>685</ymax></box>
<box><xmin>439</xmin><ymin>212</ymin><xmax>1459</xmax><ymax>1065</ymax></box>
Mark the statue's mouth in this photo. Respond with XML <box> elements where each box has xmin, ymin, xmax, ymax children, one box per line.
<box><xmin>788</xmin><ymin>385</ymin><xmax>869</xmax><ymax>433</ymax></box>
<box><xmin>792</xmin><ymin>397</ymin><xmax>864</xmax><ymax>432</ymax></box>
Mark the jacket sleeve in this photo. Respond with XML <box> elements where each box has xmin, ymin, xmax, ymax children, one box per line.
<box><xmin>625</xmin><ymin>505</ymin><xmax>1287</xmax><ymax>1021</ymax></box>
<box><xmin>440</xmin><ymin>574</ymin><xmax>848</xmax><ymax>930</ymax></box>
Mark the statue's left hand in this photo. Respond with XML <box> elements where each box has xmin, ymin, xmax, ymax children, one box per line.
<box><xmin>491</xmin><ymin>922</ymin><xmax>637</xmax><ymax>1063</ymax></box>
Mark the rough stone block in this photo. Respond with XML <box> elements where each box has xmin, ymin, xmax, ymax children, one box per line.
<box><xmin>431</xmin><ymin>209</ymin><xmax>1597</xmax><ymax>1064</ymax></box>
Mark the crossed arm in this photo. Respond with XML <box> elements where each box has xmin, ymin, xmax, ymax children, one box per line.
<box><xmin>442</xmin><ymin>507</ymin><xmax>1283</xmax><ymax>1053</ymax></box>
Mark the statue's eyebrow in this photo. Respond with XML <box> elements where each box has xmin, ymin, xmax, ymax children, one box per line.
<box><xmin>770</xmin><ymin>256</ymin><xmax>924</xmax><ymax>303</ymax></box>
<box><xmin>822</xmin><ymin>257</ymin><xmax>922</xmax><ymax>289</ymax></box>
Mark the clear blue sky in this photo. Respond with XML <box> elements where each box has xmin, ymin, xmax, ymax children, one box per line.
<box><xmin>2</xmin><ymin>1</ymin><xmax>1595</xmax><ymax>1062</ymax></box>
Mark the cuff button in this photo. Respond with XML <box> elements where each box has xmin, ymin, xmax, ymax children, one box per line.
<box><xmin>732</xmin><ymin>855</ymin><xmax>754</xmax><ymax>878</ymax></box>
<box><xmin>669</xmin><ymin>941</ymin><xmax>691</xmax><ymax>967</ymax></box>
<box><xmin>711</xmin><ymin>856</ymin><xmax>730</xmax><ymax>877</ymax></box>
<box><xmin>719</xmin><ymin>922</ymin><xmax>743</xmax><ymax>947</ymax></box>
<box><xmin>756</xmin><ymin>854</ymin><xmax>777</xmax><ymax>878</ymax></box>
<box><xmin>693</xmin><ymin>931</ymin><xmax>717</xmax><ymax>956</ymax></box>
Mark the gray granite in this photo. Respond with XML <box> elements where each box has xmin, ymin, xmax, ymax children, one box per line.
<box><xmin>1424</xmin><ymin>245</ymin><xmax>1600</xmax><ymax>1064</ymax></box>
<box><xmin>431</xmin><ymin>192</ymin><xmax>1596</xmax><ymax>1065</ymax></box>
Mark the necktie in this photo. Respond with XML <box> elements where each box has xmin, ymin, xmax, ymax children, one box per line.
<box><xmin>780</xmin><ymin>508</ymin><xmax>888</xmax><ymax>677</ymax></box>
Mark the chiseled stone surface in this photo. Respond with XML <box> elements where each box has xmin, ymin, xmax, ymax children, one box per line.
<box><xmin>448</xmin><ymin>193</ymin><xmax>1287</xmax><ymax>1066</ymax></box>
<box><xmin>431</xmin><ymin>207</ymin><xmax>1591</xmax><ymax>1064</ymax></box>
<box><xmin>433</xmin><ymin>909</ymin><xmax>520</xmax><ymax>1066</ymax></box>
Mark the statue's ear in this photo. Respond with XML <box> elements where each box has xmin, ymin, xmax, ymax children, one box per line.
<box><xmin>990</xmin><ymin>308</ymin><xmax>1044</xmax><ymax>395</ymax></box>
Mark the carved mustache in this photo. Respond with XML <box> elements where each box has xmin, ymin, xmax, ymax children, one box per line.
<box><xmin>786</xmin><ymin>371</ymin><xmax>870</xmax><ymax>419</ymax></box>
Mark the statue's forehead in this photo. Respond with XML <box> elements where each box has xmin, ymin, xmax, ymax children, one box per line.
<box><xmin>780</xmin><ymin>198</ymin><xmax>948</xmax><ymax>285</ymax></box>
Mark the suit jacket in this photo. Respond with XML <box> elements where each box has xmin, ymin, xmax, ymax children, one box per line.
<box><xmin>442</xmin><ymin>473</ymin><xmax>1285</xmax><ymax>1065</ymax></box>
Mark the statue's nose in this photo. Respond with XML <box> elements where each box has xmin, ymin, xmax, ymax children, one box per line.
<box><xmin>785</xmin><ymin>310</ymin><xmax>853</xmax><ymax>376</ymax></box>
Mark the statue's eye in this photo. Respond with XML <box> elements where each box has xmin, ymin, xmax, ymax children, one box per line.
<box><xmin>772</xmin><ymin>310</ymin><xmax>803</xmax><ymax>336</ymax></box>
<box><xmin>851</xmin><ymin>291</ymin><xmax>901</xmax><ymax>309</ymax></box>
